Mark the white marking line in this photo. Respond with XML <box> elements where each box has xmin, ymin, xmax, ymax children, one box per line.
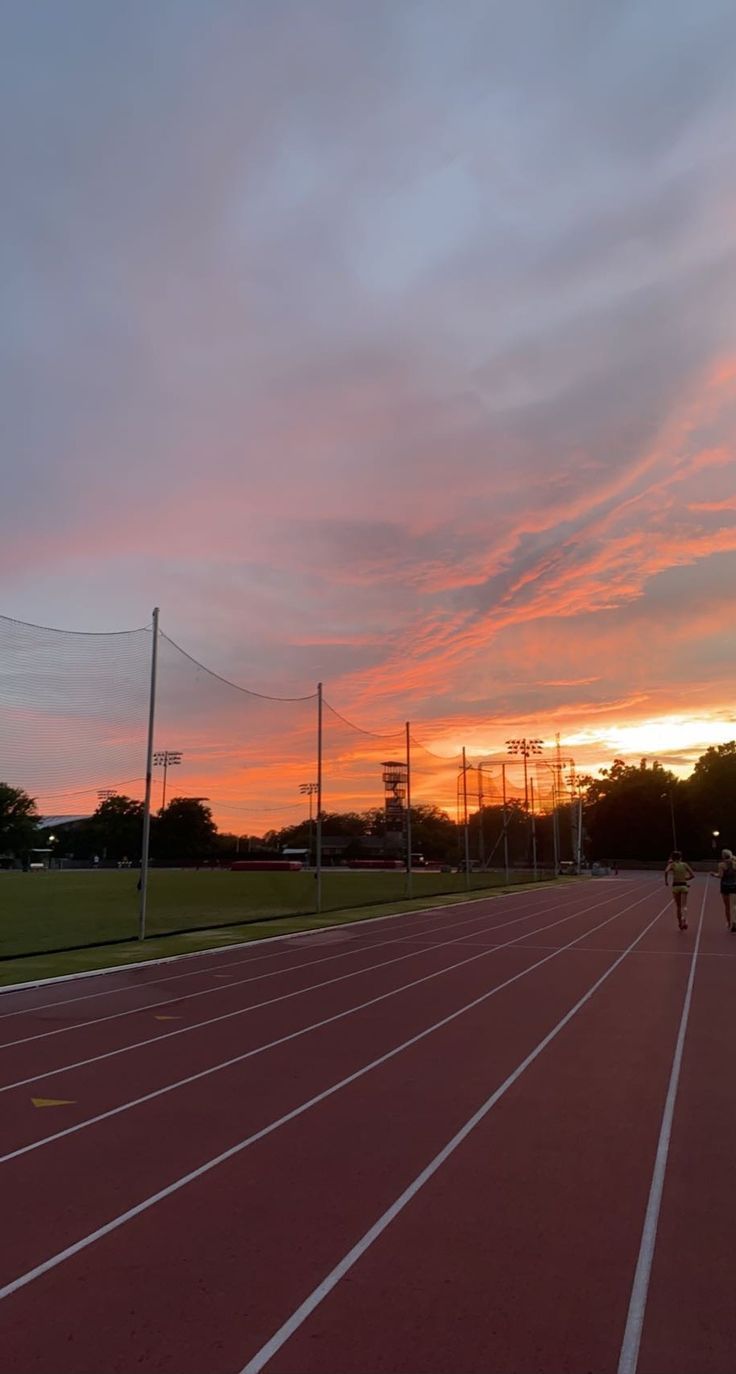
<box><xmin>0</xmin><ymin>890</ymin><xmax>653</xmax><ymax>1148</ymax></box>
<box><xmin>0</xmin><ymin>884</ymin><xmax>572</xmax><ymax>1020</ymax></box>
<box><xmin>236</xmin><ymin>899</ymin><xmax>671</xmax><ymax>1372</ymax></box>
<box><xmin>0</xmin><ymin>882</ymin><xmax>563</xmax><ymax>999</ymax></box>
<box><xmin>0</xmin><ymin>887</ymin><xmax>630</xmax><ymax>1090</ymax></box>
<box><xmin>0</xmin><ymin>896</ymin><xmax>665</xmax><ymax>1300</ymax></box>
<box><xmin>616</xmin><ymin>885</ymin><xmax>706</xmax><ymax>1374</ymax></box>
<box><xmin>0</xmin><ymin>886</ymin><xmax>597</xmax><ymax>1049</ymax></box>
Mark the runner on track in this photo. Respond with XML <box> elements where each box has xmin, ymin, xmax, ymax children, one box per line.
<box><xmin>712</xmin><ymin>848</ymin><xmax>736</xmax><ymax>931</ymax></box>
<box><xmin>664</xmin><ymin>851</ymin><xmax>695</xmax><ymax>931</ymax></box>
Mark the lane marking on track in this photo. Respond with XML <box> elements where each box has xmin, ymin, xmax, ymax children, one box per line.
<box><xmin>0</xmin><ymin>888</ymin><xmax>598</xmax><ymax>1049</ymax></box>
<box><xmin>616</xmin><ymin>884</ymin><xmax>706</xmax><ymax>1374</ymax></box>
<box><xmin>0</xmin><ymin>888</ymin><xmax>636</xmax><ymax>1087</ymax></box>
<box><xmin>0</xmin><ymin>890</ymin><xmax>657</xmax><ymax>1166</ymax></box>
<box><xmin>0</xmin><ymin>881</ymin><xmax>573</xmax><ymax>1001</ymax></box>
<box><xmin>0</xmin><ymin>884</ymin><xmax>584</xmax><ymax>1025</ymax></box>
<box><xmin>0</xmin><ymin>893</ymin><xmax>663</xmax><ymax>1294</ymax></box>
<box><xmin>237</xmin><ymin>899</ymin><xmax>671</xmax><ymax>1374</ymax></box>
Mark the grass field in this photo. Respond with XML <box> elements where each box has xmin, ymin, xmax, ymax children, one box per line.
<box><xmin>0</xmin><ymin>866</ymin><xmax>547</xmax><ymax>980</ymax></box>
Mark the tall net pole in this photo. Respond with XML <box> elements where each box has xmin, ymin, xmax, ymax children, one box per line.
<box><xmin>530</xmin><ymin>777</ymin><xmax>538</xmax><ymax>880</ymax></box>
<box><xmin>477</xmin><ymin>766</ymin><xmax>485</xmax><ymax>867</ymax></box>
<box><xmin>316</xmin><ymin>682</ymin><xmax>323</xmax><ymax>913</ymax></box>
<box><xmin>552</xmin><ymin>768</ymin><xmax>560</xmax><ymax>875</ymax></box>
<box><xmin>502</xmin><ymin>762</ymin><xmax>510</xmax><ymax>884</ymax></box>
<box><xmin>138</xmin><ymin>607</ymin><xmax>160</xmax><ymax>941</ymax></box>
<box><xmin>462</xmin><ymin>746</ymin><xmax>470</xmax><ymax>889</ymax></box>
<box><xmin>405</xmin><ymin>721</ymin><xmax>412</xmax><ymax>900</ymax></box>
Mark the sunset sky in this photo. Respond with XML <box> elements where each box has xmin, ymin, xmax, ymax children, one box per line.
<box><xmin>2</xmin><ymin>1</ymin><xmax>736</xmax><ymax>828</ymax></box>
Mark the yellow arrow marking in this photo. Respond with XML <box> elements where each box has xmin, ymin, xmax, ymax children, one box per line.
<box><xmin>32</xmin><ymin>1097</ymin><xmax>76</xmax><ymax>1109</ymax></box>
<box><xmin>154</xmin><ymin>1014</ymin><xmax>181</xmax><ymax>1021</ymax></box>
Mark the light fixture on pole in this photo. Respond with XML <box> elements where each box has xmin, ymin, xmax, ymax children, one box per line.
<box><xmin>97</xmin><ymin>789</ymin><xmax>116</xmax><ymax>802</ymax></box>
<box><xmin>507</xmin><ymin>739</ymin><xmax>543</xmax><ymax>876</ymax></box>
<box><xmin>299</xmin><ymin>782</ymin><xmax>318</xmax><ymax>865</ymax></box>
<box><xmin>506</xmin><ymin>738</ymin><xmax>543</xmax><ymax>812</ymax></box>
<box><xmin>153</xmin><ymin>750</ymin><xmax>183</xmax><ymax>812</ymax></box>
<box><xmin>712</xmin><ymin>828</ymin><xmax>720</xmax><ymax>852</ymax></box>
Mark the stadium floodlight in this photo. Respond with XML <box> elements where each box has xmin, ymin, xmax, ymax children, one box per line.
<box><xmin>97</xmin><ymin>789</ymin><xmax>116</xmax><ymax>802</ymax></box>
<box><xmin>153</xmin><ymin>749</ymin><xmax>183</xmax><ymax>811</ymax></box>
<box><xmin>506</xmin><ymin>738</ymin><xmax>543</xmax><ymax>812</ymax></box>
<box><xmin>713</xmin><ymin>828</ymin><xmax>720</xmax><ymax>851</ymax></box>
<box><xmin>299</xmin><ymin>782</ymin><xmax>318</xmax><ymax>864</ymax></box>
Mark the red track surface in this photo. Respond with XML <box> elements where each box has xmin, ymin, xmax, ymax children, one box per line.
<box><xmin>0</xmin><ymin>876</ymin><xmax>733</xmax><ymax>1373</ymax></box>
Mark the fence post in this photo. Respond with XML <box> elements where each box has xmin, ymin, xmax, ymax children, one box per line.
<box><xmin>316</xmin><ymin>682</ymin><xmax>323</xmax><ymax>913</ymax></box>
<box><xmin>462</xmin><ymin>746</ymin><xmax>470</xmax><ymax>889</ymax></box>
<box><xmin>405</xmin><ymin>722</ymin><xmax>412</xmax><ymax>900</ymax></box>
<box><xmin>138</xmin><ymin>606</ymin><xmax>160</xmax><ymax>941</ymax></box>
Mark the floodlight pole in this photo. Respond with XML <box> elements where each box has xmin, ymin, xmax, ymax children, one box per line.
<box><xmin>405</xmin><ymin>722</ymin><xmax>412</xmax><ymax>900</ymax></box>
<box><xmin>316</xmin><ymin>683</ymin><xmax>323</xmax><ymax>913</ymax></box>
<box><xmin>139</xmin><ymin>607</ymin><xmax>160</xmax><ymax>941</ymax></box>
<box><xmin>299</xmin><ymin>782</ymin><xmax>317</xmax><ymax>865</ymax></box>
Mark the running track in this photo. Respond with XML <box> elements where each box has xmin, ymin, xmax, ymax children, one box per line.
<box><xmin>0</xmin><ymin>874</ymin><xmax>733</xmax><ymax>1374</ymax></box>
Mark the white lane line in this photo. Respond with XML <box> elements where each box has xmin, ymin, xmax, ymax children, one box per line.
<box><xmin>0</xmin><ymin>886</ymin><xmax>601</xmax><ymax>1049</ymax></box>
<box><xmin>0</xmin><ymin>895</ymin><xmax>665</xmax><ymax>1299</ymax></box>
<box><xmin>0</xmin><ymin>883</ymin><xmax>578</xmax><ymax>1020</ymax></box>
<box><xmin>616</xmin><ymin>886</ymin><xmax>706</xmax><ymax>1374</ymax></box>
<box><xmin>238</xmin><ymin>900</ymin><xmax>670</xmax><ymax>1374</ymax></box>
<box><xmin>0</xmin><ymin>882</ymin><xmax>564</xmax><ymax>1000</ymax></box>
<box><xmin>0</xmin><ymin>887</ymin><xmax>649</xmax><ymax>1119</ymax></box>
<box><xmin>0</xmin><ymin>890</ymin><xmax>655</xmax><ymax>1164</ymax></box>
<box><xmin>0</xmin><ymin>888</ymin><xmax>632</xmax><ymax>1091</ymax></box>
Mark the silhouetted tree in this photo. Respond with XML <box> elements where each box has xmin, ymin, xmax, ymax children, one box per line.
<box><xmin>154</xmin><ymin>797</ymin><xmax>217</xmax><ymax>861</ymax></box>
<box><xmin>0</xmin><ymin>782</ymin><xmax>40</xmax><ymax>859</ymax></box>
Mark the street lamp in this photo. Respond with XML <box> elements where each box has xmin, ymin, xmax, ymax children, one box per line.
<box><xmin>299</xmin><ymin>782</ymin><xmax>318</xmax><ymax>865</ymax></box>
<box><xmin>153</xmin><ymin>750</ymin><xmax>183</xmax><ymax>811</ymax></box>
<box><xmin>712</xmin><ymin>829</ymin><xmax>720</xmax><ymax>852</ymax></box>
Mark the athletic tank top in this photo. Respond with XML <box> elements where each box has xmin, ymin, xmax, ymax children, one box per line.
<box><xmin>671</xmin><ymin>861</ymin><xmax>689</xmax><ymax>884</ymax></box>
<box><xmin>721</xmin><ymin>859</ymin><xmax>736</xmax><ymax>890</ymax></box>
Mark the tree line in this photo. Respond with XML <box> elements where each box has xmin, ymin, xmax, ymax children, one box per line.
<box><xmin>1</xmin><ymin>742</ymin><xmax>734</xmax><ymax>868</ymax></box>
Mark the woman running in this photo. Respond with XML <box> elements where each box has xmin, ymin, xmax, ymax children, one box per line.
<box><xmin>714</xmin><ymin>848</ymin><xmax>736</xmax><ymax>931</ymax></box>
<box><xmin>664</xmin><ymin>851</ymin><xmax>695</xmax><ymax>930</ymax></box>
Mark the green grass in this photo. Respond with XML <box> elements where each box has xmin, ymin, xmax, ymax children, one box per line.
<box><xmin>0</xmin><ymin>866</ymin><xmax>559</xmax><ymax>987</ymax></box>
